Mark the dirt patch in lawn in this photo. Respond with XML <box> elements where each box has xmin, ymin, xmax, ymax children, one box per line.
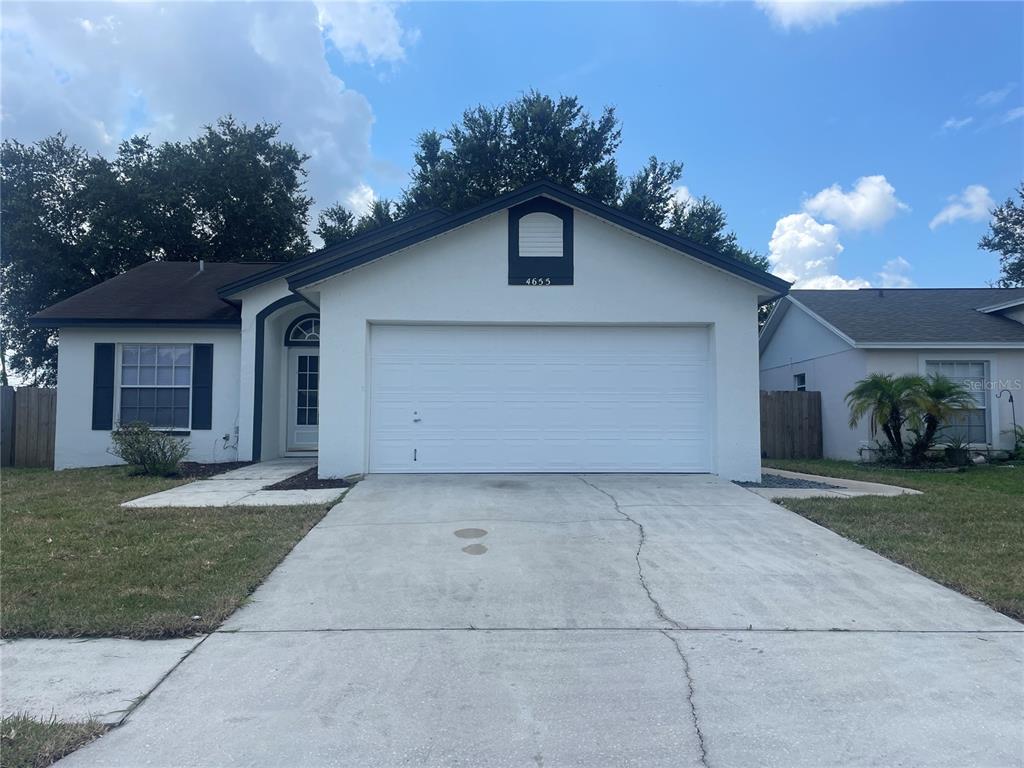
<box><xmin>263</xmin><ymin>466</ymin><xmax>350</xmax><ymax>491</ymax></box>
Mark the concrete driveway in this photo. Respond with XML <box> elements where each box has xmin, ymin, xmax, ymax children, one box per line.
<box><xmin>64</xmin><ymin>475</ymin><xmax>1022</xmax><ymax>767</ymax></box>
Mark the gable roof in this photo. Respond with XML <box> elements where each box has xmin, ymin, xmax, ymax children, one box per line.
<box><xmin>34</xmin><ymin>182</ymin><xmax>791</xmax><ymax>328</ymax></box>
<box><xmin>224</xmin><ymin>180</ymin><xmax>791</xmax><ymax>300</ymax></box>
<box><xmin>217</xmin><ymin>207</ymin><xmax>450</xmax><ymax>298</ymax></box>
<box><xmin>31</xmin><ymin>261</ymin><xmax>275</xmax><ymax>327</ymax></box>
<box><xmin>762</xmin><ymin>287</ymin><xmax>1024</xmax><ymax>348</ymax></box>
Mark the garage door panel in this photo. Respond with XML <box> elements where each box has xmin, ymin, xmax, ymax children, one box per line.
<box><xmin>369</xmin><ymin>325</ymin><xmax>713</xmax><ymax>473</ymax></box>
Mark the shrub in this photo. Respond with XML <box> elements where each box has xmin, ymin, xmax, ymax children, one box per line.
<box><xmin>109</xmin><ymin>422</ymin><xmax>190</xmax><ymax>476</ymax></box>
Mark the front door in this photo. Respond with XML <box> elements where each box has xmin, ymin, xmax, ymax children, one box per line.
<box><xmin>287</xmin><ymin>348</ymin><xmax>319</xmax><ymax>451</ymax></box>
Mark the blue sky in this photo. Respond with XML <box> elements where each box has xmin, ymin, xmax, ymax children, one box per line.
<box><xmin>3</xmin><ymin>1</ymin><xmax>1022</xmax><ymax>288</ymax></box>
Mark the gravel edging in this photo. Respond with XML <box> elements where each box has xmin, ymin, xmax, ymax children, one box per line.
<box><xmin>737</xmin><ymin>473</ymin><xmax>843</xmax><ymax>490</ymax></box>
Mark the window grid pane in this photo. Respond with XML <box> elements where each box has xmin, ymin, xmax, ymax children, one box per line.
<box><xmin>926</xmin><ymin>360</ymin><xmax>988</xmax><ymax>443</ymax></box>
<box><xmin>120</xmin><ymin>344</ymin><xmax>192</xmax><ymax>430</ymax></box>
<box><xmin>288</xmin><ymin>317</ymin><xmax>321</xmax><ymax>343</ymax></box>
<box><xmin>296</xmin><ymin>355</ymin><xmax>319</xmax><ymax>427</ymax></box>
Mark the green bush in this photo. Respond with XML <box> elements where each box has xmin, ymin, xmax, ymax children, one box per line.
<box><xmin>109</xmin><ymin>422</ymin><xmax>190</xmax><ymax>476</ymax></box>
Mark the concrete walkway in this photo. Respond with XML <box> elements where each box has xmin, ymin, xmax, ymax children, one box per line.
<box><xmin>748</xmin><ymin>467</ymin><xmax>924</xmax><ymax>500</ymax></box>
<box><xmin>60</xmin><ymin>474</ymin><xmax>1021</xmax><ymax>768</ymax></box>
<box><xmin>122</xmin><ymin>459</ymin><xmax>346</xmax><ymax>508</ymax></box>
<box><xmin>1</xmin><ymin>637</ymin><xmax>203</xmax><ymax>725</ymax></box>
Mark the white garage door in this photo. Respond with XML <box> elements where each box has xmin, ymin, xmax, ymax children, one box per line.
<box><xmin>368</xmin><ymin>325</ymin><xmax>713</xmax><ymax>473</ymax></box>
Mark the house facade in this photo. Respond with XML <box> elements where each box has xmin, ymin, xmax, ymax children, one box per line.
<box><xmin>759</xmin><ymin>288</ymin><xmax>1024</xmax><ymax>459</ymax></box>
<box><xmin>34</xmin><ymin>182</ymin><xmax>789</xmax><ymax>481</ymax></box>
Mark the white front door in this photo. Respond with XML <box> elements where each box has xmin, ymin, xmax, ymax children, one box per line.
<box><xmin>368</xmin><ymin>324</ymin><xmax>713</xmax><ymax>473</ymax></box>
<box><xmin>287</xmin><ymin>348</ymin><xmax>319</xmax><ymax>451</ymax></box>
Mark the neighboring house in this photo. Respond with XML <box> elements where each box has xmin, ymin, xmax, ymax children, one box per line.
<box><xmin>33</xmin><ymin>181</ymin><xmax>789</xmax><ymax>481</ymax></box>
<box><xmin>759</xmin><ymin>288</ymin><xmax>1024</xmax><ymax>459</ymax></box>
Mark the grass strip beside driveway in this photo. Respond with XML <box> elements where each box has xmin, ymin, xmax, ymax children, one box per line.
<box><xmin>765</xmin><ymin>460</ymin><xmax>1023</xmax><ymax>622</ymax></box>
<box><xmin>0</xmin><ymin>715</ymin><xmax>106</xmax><ymax>768</ymax></box>
<box><xmin>1</xmin><ymin>467</ymin><xmax>329</xmax><ymax>639</ymax></box>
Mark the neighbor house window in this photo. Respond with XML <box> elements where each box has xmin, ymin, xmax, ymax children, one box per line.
<box><xmin>925</xmin><ymin>360</ymin><xmax>988</xmax><ymax>443</ymax></box>
<box><xmin>119</xmin><ymin>344</ymin><xmax>191</xmax><ymax>429</ymax></box>
<box><xmin>794</xmin><ymin>373</ymin><xmax>807</xmax><ymax>392</ymax></box>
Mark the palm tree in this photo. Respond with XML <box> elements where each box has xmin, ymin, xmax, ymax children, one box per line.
<box><xmin>845</xmin><ymin>373</ymin><xmax>924</xmax><ymax>458</ymax></box>
<box><xmin>908</xmin><ymin>374</ymin><xmax>978</xmax><ymax>462</ymax></box>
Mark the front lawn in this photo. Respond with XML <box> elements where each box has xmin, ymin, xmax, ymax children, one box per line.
<box><xmin>1</xmin><ymin>466</ymin><xmax>329</xmax><ymax>638</ymax></box>
<box><xmin>0</xmin><ymin>716</ymin><xmax>106</xmax><ymax>768</ymax></box>
<box><xmin>765</xmin><ymin>459</ymin><xmax>1024</xmax><ymax>621</ymax></box>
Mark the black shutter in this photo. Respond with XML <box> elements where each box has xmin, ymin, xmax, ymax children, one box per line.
<box><xmin>191</xmin><ymin>344</ymin><xmax>214</xmax><ymax>430</ymax></box>
<box><xmin>91</xmin><ymin>343</ymin><xmax>116</xmax><ymax>430</ymax></box>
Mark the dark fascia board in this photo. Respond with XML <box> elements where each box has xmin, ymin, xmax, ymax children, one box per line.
<box><xmin>758</xmin><ymin>296</ymin><xmax>792</xmax><ymax>353</ymax></box>
<box><xmin>29</xmin><ymin>317</ymin><xmax>242</xmax><ymax>329</ymax></box>
<box><xmin>216</xmin><ymin>208</ymin><xmax>450</xmax><ymax>298</ymax></box>
<box><xmin>285</xmin><ymin>180</ymin><xmax>792</xmax><ymax>296</ymax></box>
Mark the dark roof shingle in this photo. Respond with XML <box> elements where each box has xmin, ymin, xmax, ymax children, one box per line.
<box><xmin>791</xmin><ymin>288</ymin><xmax>1024</xmax><ymax>344</ymax></box>
<box><xmin>32</xmin><ymin>261</ymin><xmax>276</xmax><ymax>326</ymax></box>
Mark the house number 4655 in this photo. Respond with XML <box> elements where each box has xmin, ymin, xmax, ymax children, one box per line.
<box><xmin>524</xmin><ymin>278</ymin><xmax>552</xmax><ymax>286</ymax></box>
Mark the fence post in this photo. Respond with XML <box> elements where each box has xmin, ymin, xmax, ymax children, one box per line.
<box><xmin>0</xmin><ymin>386</ymin><xmax>14</xmax><ymax>467</ymax></box>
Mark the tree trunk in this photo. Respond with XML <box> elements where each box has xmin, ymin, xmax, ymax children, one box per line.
<box><xmin>911</xmin><ymin>416</ymin><xmax>939</xmax><ymax>463</ymax></box>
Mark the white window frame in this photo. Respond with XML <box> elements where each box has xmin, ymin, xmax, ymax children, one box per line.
<box><xmin>115</xmin><ymin>343</ymin><xmax>193</xmax><ymax>432</ymax></box>
<box><xmin>918</xmin><ymin>353</ymin><xmax>996</xmax><ymax>447</ymax></box>
<box><xmin>793</xmin><ymin>373</ymin><xmax>807</xmax><ymax>392</ymax></box>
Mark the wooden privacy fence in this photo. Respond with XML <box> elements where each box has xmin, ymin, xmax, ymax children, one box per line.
<box><xmin>1</xmin><ymin>386</ymin><xmax>57</xmax><ymax>468</ymax></box>
<box><xmin>760</xmin><ymin>390</ymin><xmax>823</xmax><ymax>460</ymax></box>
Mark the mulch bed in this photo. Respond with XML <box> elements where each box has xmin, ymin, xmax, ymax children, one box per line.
<box><xmin>263</xmin><ymin>466</ymin><xmax>349</xmax><ymax>491</ymax></box>
<box><xmin>178</xmin><ymin>461</ymin><xmax>253</xmax><ymax>480</ymax></box>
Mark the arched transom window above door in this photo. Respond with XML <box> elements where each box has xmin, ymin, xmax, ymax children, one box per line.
<box><xmin>285</xmin><ymin>314</ymin><xmax>320</xmax><ymax>346</ymax></box>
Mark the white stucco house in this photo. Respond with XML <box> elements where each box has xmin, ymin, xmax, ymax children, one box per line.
<box><xmin>33</xmin><ymin>181</ymin><xmax>790</xmax><ymax>481</ymax></box>
<box><xmin>759</xmin><ymin>288</ymin><xmax>1024</xmax><ymax>459</ymax></box>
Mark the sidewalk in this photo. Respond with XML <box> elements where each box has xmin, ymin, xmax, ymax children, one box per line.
<box><xmin>122</xmin><ymin>458</ymin><xmax>346</xmax><ymax>508</ymax></box>
<box><xmin>1</xmin><ymin>637</ymin><xmax>203</xmax><ymax>725</ymax></box>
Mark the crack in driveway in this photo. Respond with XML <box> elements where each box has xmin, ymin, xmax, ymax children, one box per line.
<box><xmin>576</xmin><ymin>476</ymin><xmax>683</xmax><ymax>630</ymax></box>
<box><xmin>660</xmin><ymin>630</ymin><xmax>710</xmax><ymax>768</ymax></box>
<box><xmin>576</xmin><ymin>476</ymin><xmax>712</xmax><ymax>767</ymax></box>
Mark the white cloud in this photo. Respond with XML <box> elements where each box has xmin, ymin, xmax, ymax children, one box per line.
<box><xmin>768</xmin><ymin>212</ymin><xmax>870</xmax><ymax>289</ymax></box>
<box><xmin>756</xmin><ymin>0</ymin><xmax>893</xmax><ymax>31</ymax></box>
<box><xmin>877</xmin><ymin>256</ymin><xmax>914</xmax><ymax>288</ymax></box>
<box><xmin>803</xmin><ymin>174</ymin><xmax>908</xmax><ymax>231</ymax></box>
<box><xmin>346</xmin><ymin>182</ymin><xmax>377</xmax><ymax>215</ymax></box>
<box><xmin>671</xmin><ymin>185</ymin><xmax>693</xmax><ymax>210</ymax></box>
<box><xmin>1002</xmin><ymin>106</ymin><xmax>1024</xmax><ymax>124</ymax></box>
<box><xmin>0</xmin><ymin>2</ymin><xmax>417</xmax><ymax>223</ymax></box>
<box><xmin>977</xmin><ymin>83</ymin><xmax>1015</xmax><ymax>107</ymax></box>
<box><xmin>316</xmin><ymin>1</ymin><xmax>419</xmax><ymax>65</ymax></box>
<box><xmin>940</xmin><ymin>116</ymin><xmax>973</xmax><ymax>133</ymax></box>
<box><xmin>929</xmin><ymin>185</ymin><xmax>995</xmax><ymax>230</ymax></box>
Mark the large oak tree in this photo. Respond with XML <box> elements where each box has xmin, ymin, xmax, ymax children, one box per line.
<box><xmin>1</xmin><ymin>118</ymin><xmax>312</xmax><ymax>383</ymax></box>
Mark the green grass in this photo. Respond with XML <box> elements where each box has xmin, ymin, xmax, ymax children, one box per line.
<box><xmin>1</xmin><ymin>466</ymin><xmax>330</xmax><ymax>638</ymax></box>
<box><xmin>0</xmin><ymin>715</ymin><xmax>106</xmax><ymax>768</ymax></box>
<box><xmin>765</xmin><ymin>459</ymin><xmax>1024</xmax><ymax>621</ymax></box>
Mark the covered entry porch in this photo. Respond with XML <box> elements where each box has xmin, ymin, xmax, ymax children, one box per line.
<box><xmin>249</xmin><ymin>298</ymin><xmax>320</xmax><ymax>463</ymax></box>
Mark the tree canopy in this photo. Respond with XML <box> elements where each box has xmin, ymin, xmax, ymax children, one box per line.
<box><xmin>389</xmin><ymin>92</ymin><xmax>767</xmax><ymax>268</ymax></box>
<box><xmin>1</xmin><ymin>117</ymin><xmax>313</xmax><ymax>383</ymax></box>
<box><xmin>979</xmin><ymin>183</ymin><xmax>1023</xmax><ymax>287</ymax></box>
